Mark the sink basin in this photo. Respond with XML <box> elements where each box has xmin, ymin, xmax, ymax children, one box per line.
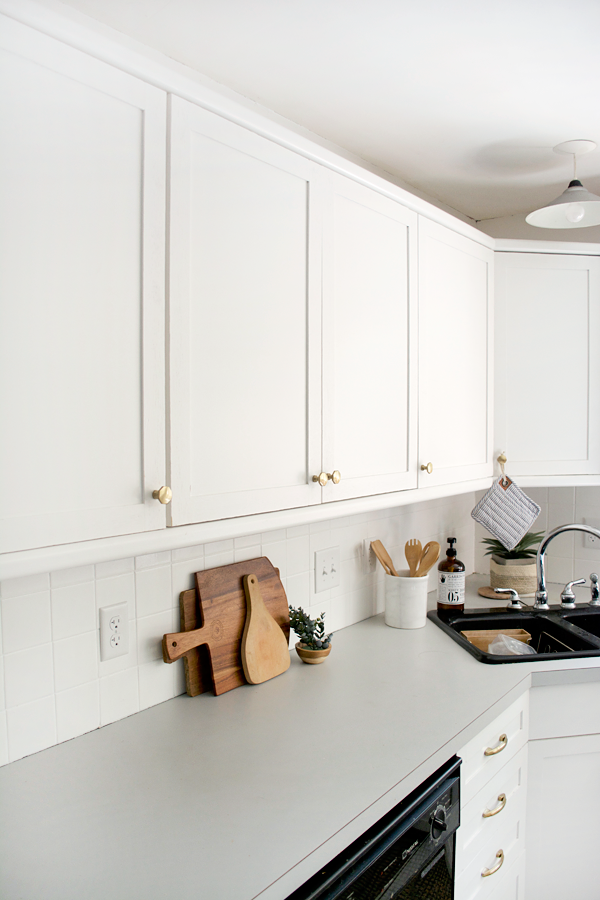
<box><xmin>427</xmin><ymin>607</ymin><xmax>600</xmax><ymax>663</ymax></box>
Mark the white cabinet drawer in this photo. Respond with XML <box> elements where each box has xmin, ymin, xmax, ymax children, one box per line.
<box><xmin>460</xmin><ymin>693</ymin><xmax>529</xmax><ymax>807</ymax></box>
<box><xmin>485</xmin><ymin>851</ymin><xmax>526</xmax><ymax>900</ymax></box>
<box><xmin>457</xmin><ymin>744</ymin><xmax>527</xmax><ymax>875</ymax></box>
<box><xmin>454</xmin><ymin>814</ymin><xmax>524</xmax><ymax>900</ymax></box>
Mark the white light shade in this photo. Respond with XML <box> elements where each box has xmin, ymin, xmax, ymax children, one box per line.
<box><xmin>526</xmin><ymin>180</ymin><xmax>600</xmax><ymax>228</ymax></box>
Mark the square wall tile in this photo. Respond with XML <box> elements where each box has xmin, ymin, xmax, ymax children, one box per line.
<box><xmin>135</xmin><ymin>566</ymin><xmax>172</xmax><ymax>618</ymax></box>
<box><xmin>95</xmin><ymin>573</ymin><xmax>135</xmax><ymax>620</ymax></box>
<box><xmin>234</xmin><ymin>533</ymin><xmax>261</xmax><ymax>549</ymax></box>
<box><xmin>135</xmin><ymin>550</ymin><xmax>171</xmax><ymax>570</ymax></box>
<box><xmin>261</xmin><ymin>541</ymin><xmax>286</xmax><ymax>579</ymax></box>
<box><xmin>139</xmin><ymin>659</ymin><xmax>175</xmax><ymax>710</ymax></box>
<box><xmin>54</xmin><ymin>632</ymin><xmax>97</xmax><ymax>693</ymax></box>
<box><xmin>172</xmin><ymin>559</ymin><xmax>204</xmax><ymax>601</ymax></box>
<box><xmin>56</xmin><ymin>681</ymin><xmax>100</xmax><ymax>743</ymax></box>
<box><xmin>0</xmin><ymin>573</ymin><xmax>49</xmax><ymax>599</ymax></box>
<box><xmin>137</xmin><ymin>610</ymin><xmax>174</xmax><ymax>665</ymax></box>
<box><xmin>51</xmin><ymin>581</ymin><xmax>96</xmax><ymax>641</ymax></box>
<box><xmin>7</xmin><ymin>696</ymin><xmax>56</xmax><ymax>762</ymax></box>
<box><xmin>172</xmin><ymin>544</ymin><xmax>204</xmax><ymax>563</ymax></box>
<box><xmin>50</xmin><ymin>566</ymin><xmax>95</xmax><ymax>589</ymax></box>
<box><xmin>4</xmin><ymin>643</ymin><xmax>54</xmax><ymax>708</ymax></box>
<box><xmin>234</xmin><ymin>545</ymin><xmax>262</xmax><ymax>564</ymax></box>
<box><xmin>95</xmin><ymin>558</ymin><xmax>133</xmax><ymax>579</ymax></box>
<box><xmin>0</xmin><ymin>712</ymin><xmax>7</xmax><ymax>766</ymax></box>
<box><xmin>205</xmin><ymin>539</ymin><xmax>233</xmax><ymax>557</ymax></box>
<box><xmin>285</xmin><ymin>572</ymin><xmax>311</xmax><ymax>610</ymax></box>
<box><xmin>287</xmin><ymin>536</ymin><xmax>310</xmax><ymax>576</ymax></box>
<box><xmin>203</xmin><ymin>550</ymin><xmax>234</xmax><ymax>569</ymax></box>
<box><xmin>2</xmin><ymin>592</ymin><xmax>51</xmax><ymax>654</ymax></box>
<box><xmin>0</xmin><ymin>659</ymin><xmax>4</xmax><ymax>711</ymax></box>
<box><xmin>173</xmin><ymin>660</ymin><xmax>187</xmax><ymax>696</ymax></box>
<box><xmin>99</xmin><ymin>668</ymin><xmax>139</xmax><ymax>727</ymax></box>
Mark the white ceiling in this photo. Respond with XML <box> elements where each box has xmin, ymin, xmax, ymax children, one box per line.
<box><xmin>60</xmin><ymin>0</ymin><xmax>600</xmax><ymax>224</ymax></box>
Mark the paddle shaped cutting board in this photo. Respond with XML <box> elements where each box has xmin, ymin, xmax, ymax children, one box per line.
<box><xmin>241</xmin><ymin>574</ymin><xmax>291</xmax><ymax>684</ymax></box>
<box><xmin>162</xmin><ymin>557</ymin><xmax>289</xmax><ymax>696</ymax></box>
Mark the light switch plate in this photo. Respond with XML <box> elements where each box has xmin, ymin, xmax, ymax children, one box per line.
<box><xmin>315</xmin><ymin>547</ymin><xmax>341</xmax><ymax>593</ymax></box>
<box><xmin>99</xmin><ymin>601</ymin><xmax>129</xmax><ymax>660</ymax></box>
<box><xmin>583</xmin><ymin>519</ymin><xmax>600</xmax><ymax>548</ymax></box>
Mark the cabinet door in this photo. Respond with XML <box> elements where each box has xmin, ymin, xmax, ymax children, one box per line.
<box><xmin>321</xmin><ymin>173</ymin><xmax>418</xmax><ymax>502</ymax></box>
<box><xmin>495</xmin><ymin>252</ymin><xmax>600</xmax><ymax>477</ymax></box>
<box><xmin>527</xmin><ymin>734</ymin><xmax>600</xmax><ymax>900</ymax></box>
<box><xmin>0</xmin><ymin>18</ymin><xmax>167</xmax><ymax>552</ymax></box>
<box><xmin>418</xmin><ymin>218</ymin><xmax>494</xmax><ymax>487</ymax></box>
<box><xmin>168</xmin><ymin>97</ymin><xmax>322</xmax><ymax>525</ymax></box>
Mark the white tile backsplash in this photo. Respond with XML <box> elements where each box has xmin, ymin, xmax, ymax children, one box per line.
<box><xmin>0</xmin><ymin>491</ymin><xmax>479</xmax><ymax>765</ymax></box>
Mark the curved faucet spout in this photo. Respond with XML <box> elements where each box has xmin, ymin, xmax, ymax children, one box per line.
<box><xmin>535</xmin><ymin>524</ymin><xmax>600</xmax><ymax>609</ymax></box>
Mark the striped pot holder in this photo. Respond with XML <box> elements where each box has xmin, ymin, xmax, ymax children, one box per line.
<box><xmin>471</xmin><ymin>476</ymin><xmax>541</xmax><ymax>551</ymax></box>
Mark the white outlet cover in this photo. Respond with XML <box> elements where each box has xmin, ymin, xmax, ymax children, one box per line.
<box><xmin>315</xmin><ymin>547</ymin><xmax>341</xmax><ymax>593</ymax></box>
<box><xmin>99</xmin><ymin>601</ymin><xmax>129</xmax><ymax>661</ymax></box>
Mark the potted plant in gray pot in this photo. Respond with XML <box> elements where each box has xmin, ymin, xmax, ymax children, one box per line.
<box><xmin>482</xmin><ymin>530</ymin><xmax>545</xmax><ymax>597</ymax></box>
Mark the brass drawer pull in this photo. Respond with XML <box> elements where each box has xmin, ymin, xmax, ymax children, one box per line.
<box><xmin>482</xmin><ymin>793</ymin><xmax>507</xmax><ymax>818</ymax></box>
<box><xmin>484</xmin><ymin>734</ymin><xmax>508</xmax><ymax>756</ymax></box>
<box><xmin>482</xmin><ymin>849</ymin><xmax>504</xmax><ymax>877</ymax></box>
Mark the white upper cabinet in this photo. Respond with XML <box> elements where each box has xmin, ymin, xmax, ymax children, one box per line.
<box><xmin>168</xmin><ymin>96</ymin><xmax>323</xmax><ymax>525</ymax></box>
<box><xmin>321</xmin><ymin>173</ymin><xmax>418</xmax><ymax>502</ymax></box>
<box><xmin>495</xmin><ymin>250</ymin><xmax>600</xmax><ymax>479</ymax></box>
<box><xmin>0</xmin><ymin>19</ymin><xmax>167</xmax><ymax>553</ymax></box>
<box><xmin>418</xmin><ymin>218</ymin><xmax>494</xmax><ymax>487</ymax></box>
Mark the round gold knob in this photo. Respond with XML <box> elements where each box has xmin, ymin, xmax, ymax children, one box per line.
<box><xmin>421</xmin><ymin>462</ymin><xmax>433</xmax><ymax>474</ymax></box>
<box><xmin>152</xmin><ymin>486</ymin><xmax>172</xmax><ymax>504</ymax></box>
<box><xmin>312</xmin><ymin>471</ymin><xmax>342</xmax><ymax>486</ymax></box>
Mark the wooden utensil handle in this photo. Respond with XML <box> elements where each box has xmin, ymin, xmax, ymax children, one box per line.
<box><xmin>162</xmin><ymin>627</ymin><xmax>208</xmax><ymax>663</ymax></box>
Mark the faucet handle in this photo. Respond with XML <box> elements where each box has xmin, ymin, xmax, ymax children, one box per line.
<box><xmin>589</xmin><ymin>573</ymin><xmax>600</xmax><ymax>607</ymax></box>
<box><xmin>494</xmin><ymin>587</ymin><xmax>525</xmax><ymax>610</ymax></box>
<box><xmin>561</xmin><ymin>578</ymin><xmax>586</xmax><ymax>609</ymax></box>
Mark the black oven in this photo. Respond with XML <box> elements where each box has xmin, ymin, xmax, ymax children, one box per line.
<box><xmin>286</xmin><ymin>757</ymin><xmax>460</xmax><ymax>900</ymax></box>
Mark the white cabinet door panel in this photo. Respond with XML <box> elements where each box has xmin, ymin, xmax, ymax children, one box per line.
<box><xmin>168</xmin><ymin>97</ymin><xmax>321</xmax><ymax>524</ymax></box>
<box><xmin>418</xmin><ymin>218</ymin><xmax>493</xmax><ymax>487</ymax></box>
<box><xmin>322</xmin><ymin>173</ymin><xmax>417</xmax><ymax>502</ymax></box>
<box><xmin>527</xmin><ymin>734</ymin><xmax>600</xmax><ymax>900</ymax></box>
<box><xmin>495</xmin><ymin>252</ymin><xmax>600</xmax><ymax>476</ymax></box>
<box><xmin>0</xmin><ymin>18</ymin><xmax>166</xmax><ymax>552</ymax></box>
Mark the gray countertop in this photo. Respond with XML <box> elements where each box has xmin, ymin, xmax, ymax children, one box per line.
<box><xmin>1</xmin><ymin>577</ymin><xmax>598</xmax><ymax>900</ymax></box>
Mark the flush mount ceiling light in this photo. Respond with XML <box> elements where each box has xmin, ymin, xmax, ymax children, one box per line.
<box><xmin>526</xmin><ymin>139</ymin><xmax>600</xmax><ymax>229</ymax></box>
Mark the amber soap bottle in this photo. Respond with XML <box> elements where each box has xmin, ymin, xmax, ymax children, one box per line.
<box><xmin>437</xmin><ymin>537</ymin><xmax>465</xmax><ymax>612</ymax></box>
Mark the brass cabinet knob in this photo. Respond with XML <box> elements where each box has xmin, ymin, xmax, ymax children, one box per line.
<box><xmin>421</xmin><ymin>462</ymin><xmax>433</xmax><ymax>474</ymax></box>
<box><xmin>152</xmin><ymin>486</ymin><xmax>172</xmax><ymax>504</ymax></box>
<box><xmin>312</xmin><ymin>471</ymin><xmax>342</xmax><ymax>487</ymax></box>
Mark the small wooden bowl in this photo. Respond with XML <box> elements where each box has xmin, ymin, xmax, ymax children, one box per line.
<box><xmin>295</xmin><ymin>642</ymin><xmax>331</xmax><ymax>665</ymax></box>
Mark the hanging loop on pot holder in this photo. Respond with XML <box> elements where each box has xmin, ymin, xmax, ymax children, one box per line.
<box><xmin>471</xmin><ymin>453</ymin><xmax>541</xmax><ymax>551</ymax></box>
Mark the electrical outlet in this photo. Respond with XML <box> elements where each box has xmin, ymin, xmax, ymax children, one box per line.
<box><xmin>583</xmin><ymin>519</ymin><xmax>600</xmax><ymax>548</ymax></box>
<box><xmin>315</xmin><ymin>547</ymin><xmax>341</xmax><ymax>592</ymax></box>
<box><xmin>99</xmin><ymin>601</ymin><xmax>129</xmax><ymax>661</ymax></box>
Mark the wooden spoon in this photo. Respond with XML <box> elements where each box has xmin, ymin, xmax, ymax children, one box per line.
<box><xmin>415</xmin><ymin>541</ymin><xmax>441</xmax><ymax>578</ymax></box>
<box><xmin>405</xmin><ymin>539</ymin><xmax>422</xmax><ymax>577</ymax></box>
<box><xmin>370</xmin><ymin>540</ymin><xmax>398</xmax><ymax>576</ymax></box>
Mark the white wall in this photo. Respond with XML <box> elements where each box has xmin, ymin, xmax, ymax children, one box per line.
<box><xmin>474</xmin><ymin>486</ymin><xmax>600</xmax><ymax>586</ymax></box>
<box><xmin>0</xmin><ymin>491</ymin><xmax>476</xmax><ymax>766</ymax></box>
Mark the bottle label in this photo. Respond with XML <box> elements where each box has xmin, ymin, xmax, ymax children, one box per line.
<box><xmin>438</xmin><ymin>571</ymin><xmax>465</xmax><ymax>605</ymax></box>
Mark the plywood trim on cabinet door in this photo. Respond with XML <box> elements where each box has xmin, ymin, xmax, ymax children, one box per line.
<box><xmin>321</xmin><ymin>172</ymin><xmax>418</xmax><ymax>502</ymax></box>
<box><xmin>167</xmin><ymin>96</ymin><xmax>323</xmax><ymax>526</ymax></box>
<box><xmin>0</xmin><ymin>18</ymin><xmax>167</xmax><ymax>553</ymax></box>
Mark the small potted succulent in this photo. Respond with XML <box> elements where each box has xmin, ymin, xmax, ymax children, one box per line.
<box><xmin>289</xmin><ymin>606</ymin><xmax>332</xmax><ymax>664</ymax></box>
<box><xmin>482</xmin><ymin>530</ymin><xmax>545</xmax><ymax>596</ymax></box>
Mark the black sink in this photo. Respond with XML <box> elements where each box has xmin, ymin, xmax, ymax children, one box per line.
<box><xmin>427</xmin><ymin>607</ymin><xmax>600</xmax><ymax>663</ymax></box>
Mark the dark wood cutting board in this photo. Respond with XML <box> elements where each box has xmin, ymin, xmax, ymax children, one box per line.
<box><xmin>163</xmin><ymin>557</ymin><xmax>289</xmax><ymax>696</ymax></box>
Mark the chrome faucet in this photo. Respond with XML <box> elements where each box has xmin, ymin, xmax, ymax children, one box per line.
<box><xmin>534</xmin><ymin>524</ymin><xmax>600</xmax><ymax>609</ymax></box>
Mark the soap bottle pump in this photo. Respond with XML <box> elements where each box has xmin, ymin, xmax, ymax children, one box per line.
<box><xmin>437</xmin><ymin>537</ymin><xmax>465</xmax><ymax>613</ymax></box>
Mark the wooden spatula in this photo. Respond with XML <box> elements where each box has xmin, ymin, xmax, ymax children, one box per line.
<box><xmin>241</xmin><ymin>574</ymin><xmax>291</xmax><ymax>684</ymax></box>
<box><xmin>405</xmin><ymin>539</ymin><xmax>422</xmax><ymax>577</ymax></box>
<box><xmin>415</xmin><ymin>541</ymin><xmax>440</xmax><ymax>578</ymax></box>
<box><xmin>371</xmin><ymin>540</ymin><xmax>398</xmax><ymax>576</ymax></box>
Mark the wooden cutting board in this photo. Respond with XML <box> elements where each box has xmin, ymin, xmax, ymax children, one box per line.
<box><xmin>241</xmin><ymin>574</ymin><xmax>291</xmax><ymax>684</ymax></box>
<box><xmin>162</xmin><ymin>557</ymin><xmax>289</xmax><ymax>696</ymax></box>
